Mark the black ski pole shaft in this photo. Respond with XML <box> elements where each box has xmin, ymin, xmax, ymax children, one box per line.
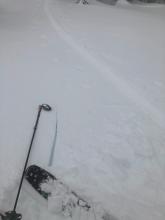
<box><xmin>13</xmin><ymin>104</ymin><xmax>52</xmax><ymax>212</ymax></box>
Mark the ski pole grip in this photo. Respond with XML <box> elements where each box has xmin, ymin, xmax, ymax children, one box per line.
<box><xmin>41</xmin><ymin>104</ymin><xmax>52</xmax><ymax>111</ymax></box>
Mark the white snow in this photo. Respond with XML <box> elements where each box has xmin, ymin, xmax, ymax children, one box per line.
<box><xmin>0</xmin><ymin>0</ymin><xmax>165</xmax><ymax>219</ymax></box>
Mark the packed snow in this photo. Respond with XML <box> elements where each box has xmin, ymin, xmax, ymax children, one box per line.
<box><xmin>0</xmin><ymin>0</ymin><xmax>165</xmax><ymax>219</ymax></box>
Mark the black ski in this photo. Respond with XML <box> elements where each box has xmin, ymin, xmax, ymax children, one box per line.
<box><xmin>25</xmin><ymin>165</ymin><xmax>91</xmax><ymax>211</ymax></box>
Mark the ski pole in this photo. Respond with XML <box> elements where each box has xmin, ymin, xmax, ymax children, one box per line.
<box><xmin>13</xmin><ymin>104</ymin><xmax>52</xmax><ymax>212</ymax></box>
<box><xmin>0</xmin><ymin>104</ymin><xmax>52</xmax><ymax>220</ymax></box>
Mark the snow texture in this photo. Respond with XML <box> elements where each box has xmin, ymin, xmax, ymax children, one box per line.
<box><xmin>0</xmin><ymin>0</ymin><xmax>165</xmax><ymax>219</ymax></box>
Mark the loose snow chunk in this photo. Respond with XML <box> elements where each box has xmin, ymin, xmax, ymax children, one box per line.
<box><xmin>47</xmin><ymin>181</ymin><xmax>77</xmax><ymax>217</ymax></box>
<box><xmin>40</xmin><ymin>179</ymin><xmax>54</xmax><ymax>194</ymax></box>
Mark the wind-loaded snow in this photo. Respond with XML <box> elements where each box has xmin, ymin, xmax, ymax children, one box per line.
<box><xmin>0</xmin><ymin>0</ymin><xmax>165</xmax><ymax>219</ymax></box>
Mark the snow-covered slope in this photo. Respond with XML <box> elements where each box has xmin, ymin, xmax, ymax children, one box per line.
<box><xmin>0</xmin><ymin>0</ymin><xmax>165</xmax><ymax>219</ymax></box>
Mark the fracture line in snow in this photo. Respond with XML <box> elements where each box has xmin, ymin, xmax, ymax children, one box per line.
<box><xmin>44</xmin><ymin>0</ymin><xmax>165</xmax><ymax>129</ymax></box>
<box><xmin>48</xmin><ymin>111</ymin><xmax>58</xmax><ymax>167</ymax></box>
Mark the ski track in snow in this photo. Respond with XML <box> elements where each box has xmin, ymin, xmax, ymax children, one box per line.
<box><xmin>44</xmin><ymin>0</ymin><xmax>165</xmax><ymax>129</ymax></box>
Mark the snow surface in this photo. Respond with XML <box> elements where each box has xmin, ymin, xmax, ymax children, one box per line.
<box><xmin>0</xmin><ymin>0</ymin><xmax>165</xmax><ymax>219</ymax></box>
